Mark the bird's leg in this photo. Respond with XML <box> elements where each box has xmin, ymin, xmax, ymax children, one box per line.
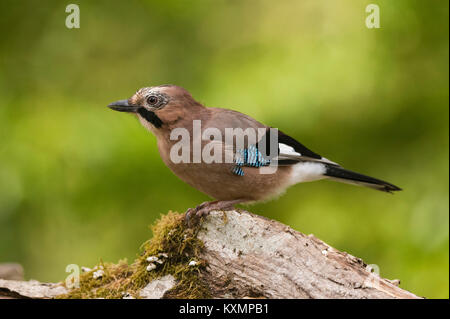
<box><xmin>185</xmin><ymin>199</ymin><xmax>244</xmax><ymax>227</ymax></box>
<box><xmin>195</xmin><ymin>199</ymin><xmax>244</xmax><ymax>217</ymax></box>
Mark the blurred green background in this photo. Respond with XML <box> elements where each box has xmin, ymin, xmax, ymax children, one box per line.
<box><xmin>0</xmin><ymin>0</ymin><xmax>448</xmax><ymax>298</ymax></box>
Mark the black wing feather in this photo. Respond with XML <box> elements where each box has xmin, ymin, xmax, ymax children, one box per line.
<box><xmin>256</xmin><ymin>128</ymin><xmax>329</xmax><ymax>166</ymax></box>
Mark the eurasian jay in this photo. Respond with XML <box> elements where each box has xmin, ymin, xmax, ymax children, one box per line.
<box><xmin>108</xmin><ymin>85</ymin><xmax>401</xmax><ymax>224</ymax></box>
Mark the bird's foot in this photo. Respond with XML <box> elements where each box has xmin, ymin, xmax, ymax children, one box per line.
<box><xmin>184</xmin><ymin>201</ymin><xmax>211</xmax><ymax>227</ymax></box>
<box><xmin>184</xmin><ymin>199</ymin><xmax>244</xmax><ymax>227</ymax></box>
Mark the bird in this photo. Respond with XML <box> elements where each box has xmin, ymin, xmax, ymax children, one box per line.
<box><xmin>107</xmin><ymin>85</ymin><xmax>401</xmax><ymax>224</ymax></box>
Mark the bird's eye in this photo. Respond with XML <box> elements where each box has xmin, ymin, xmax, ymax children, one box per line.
<box><xmin>147</xmin><ymin>95</ymin><xmax>159</xmax><ymax>105</ymax></box>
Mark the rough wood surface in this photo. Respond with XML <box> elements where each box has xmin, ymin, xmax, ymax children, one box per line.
<box><xmin>0</xmin><ymin>279</ymin><xmax>67</xmax><ymax>299</ymax></box>
<box><xmin>197</xmin><ymin>210</ymin><xmax>420</xmax><ymax>299</ymax></box>
<box><xmin>0</xmin><ymin>209</ymin><xmax>420</xmax><ymax>299</ymax></box>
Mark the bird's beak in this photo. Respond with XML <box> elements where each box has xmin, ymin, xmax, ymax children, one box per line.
<box><xmin>107</xmin><ymin>99</ymin><xmax>141</xmax><ymax>113</ymax></box>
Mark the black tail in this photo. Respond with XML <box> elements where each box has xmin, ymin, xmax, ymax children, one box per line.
<box><xmin>324</xmin><ymin>165</ymin><xmax>402</xmax><ymax>193</ymax></box>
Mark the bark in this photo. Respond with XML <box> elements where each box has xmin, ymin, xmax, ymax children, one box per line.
<box><xmin>0</xmin><ymin>279</ymin><xmax>66</xmax><ymax>299</ymax></box>
<box><xmin>0</xmin><ymin>210</ymin><xmax>421</xmax><ymax>299</ymax></box>
<box><xmin>197</xmin><ymin>210</ymin><xmax>419</xmax><ymax>299</ymax></box>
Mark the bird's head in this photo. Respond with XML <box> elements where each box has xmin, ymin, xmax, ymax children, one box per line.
<box><xmin>107</xmin><ymin>85</ymin><xmax>204</xmax><ymax>134</ymax></box>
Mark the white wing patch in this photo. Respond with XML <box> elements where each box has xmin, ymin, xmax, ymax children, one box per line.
<box><xmin>278</xmin><ymin>143</ymin><xmax>301</xmax><ymax>156</ymax></box>
<box><xmin>278</xmin><ymin>142</ymin><xmax>339</xmax><ymax>166</ymax></box>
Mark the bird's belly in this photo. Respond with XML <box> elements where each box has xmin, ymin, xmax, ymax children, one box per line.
<box><xmin>163</xmin><ymin>161</ymin><xmax>292</xmax><ymax>202</ymax></box>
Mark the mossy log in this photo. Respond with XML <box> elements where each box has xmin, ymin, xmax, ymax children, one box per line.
<box><xmin>0</xmin><ymin>210</ymin><xmax>421</xmax><ymax>299</ymax></box>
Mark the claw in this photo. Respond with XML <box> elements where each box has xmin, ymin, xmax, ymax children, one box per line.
<box><xmin>195</xmin><ymin>207</ymin><xmax>211</xmax><ymax>219</ymax></box>
<box><xmin>184</xmin><ymin>207</ymin><xmax>197</xmax><ymax>227</ymax></box>
<box><xmin>184</xmin><ymin>199</ymin><xmax>243</xmax><ymax>228</ymax></box>
<box><xmin>184</xmin><ymin>205</ymin><xmax>210</xmax><ymax>227</ymax></box>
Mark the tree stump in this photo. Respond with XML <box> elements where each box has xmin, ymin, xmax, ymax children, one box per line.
<box><xmin>0</xmin><ymin>210</ymin><xmax>420</xmax><ymax>299</ymax></box>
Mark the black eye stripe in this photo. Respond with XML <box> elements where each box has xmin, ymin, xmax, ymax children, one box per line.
<box><xmin>137</xmin><ymin>107</ymin><xmax>163</xmax><ymax>128</ymax></box>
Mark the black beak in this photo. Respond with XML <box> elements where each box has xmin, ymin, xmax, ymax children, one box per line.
<box><xmin>107</xmin><ymin>99</ymin><xmax>140</xmax><ymax>113</ymax></box>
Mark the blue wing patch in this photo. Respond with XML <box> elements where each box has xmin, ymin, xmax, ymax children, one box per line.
<box><xmin>232</xmin><ymin>145</ymin><xmax>271</xmax><ymax>176</ymax></box>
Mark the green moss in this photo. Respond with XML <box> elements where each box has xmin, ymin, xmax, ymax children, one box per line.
<box><xmin>57</xmin><ymin>211</ymin><xmax>210</xmax><ymax>299</ymax></box>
